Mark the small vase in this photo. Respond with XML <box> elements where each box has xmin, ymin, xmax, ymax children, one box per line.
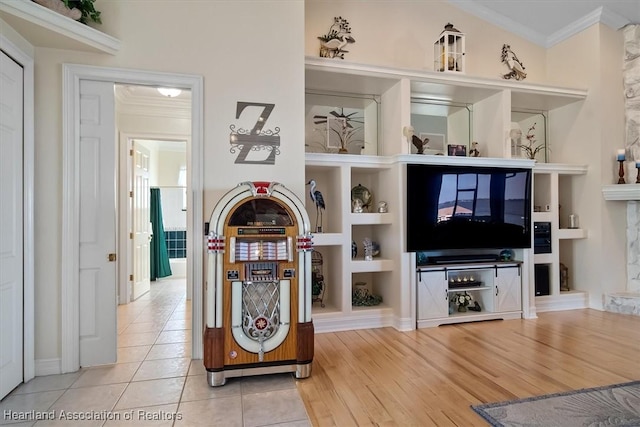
<box><xmin>457</xmin><ymin>305</ymin><xmax>467</xmax><ymax>312</ymax></box>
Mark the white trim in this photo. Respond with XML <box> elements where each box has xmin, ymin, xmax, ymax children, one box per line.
<box><xmin>535</xmin><ymin>291</ymin><xmax>589</xmax><ymax>312</ymax></box>
<box><xmin>602</xmin><ymin>185</ymin><xmax>640</xmax><ymax>201</ymax></box>
<box><xmin>1</xmin><ymin>33</ymin><xmax>35</xmax><ymax>383</ymax></box>
<box><xmin>548</xmin><ymin>6</ymin><xmax>630</xmax><ymax>48</ymax></box>
<box><xmin>34</xmin><ymin>358</ymin><xmax>62</xmax><ymax>377</ymax></box>
<box><xmin>446</xmin><ymin>0</ymin><xmax>547</xmax><ymax>47</ymax></box>
<box><xmin>0</xmin><ymin>0</ymin><xmax>120</xmax><ymax>54</ymax></box>
<box><xmin>447</xmin><ymin>1</ymin><xmax>631</xmax><ymax>48</ymax></box>
<box><xmin>62</xmin><ymin>64</ymin><xmax>204</xmax><ymax>372</ymax></box>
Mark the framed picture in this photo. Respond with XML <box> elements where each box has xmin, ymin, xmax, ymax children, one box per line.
<box><xmin>416</xmin><ymin>132</ymin><xmax>446</xmax><ymax>155</ymax></box>
<box><xmin>448</xmin><ymin>144</ymin><xmax>467</xmax><ymax>156</ymax></box>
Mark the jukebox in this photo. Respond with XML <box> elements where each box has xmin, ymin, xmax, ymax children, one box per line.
<box><xmin>204</xmin><ymin>181</ymin><xmax>314</xmax><ymax>386</ymax></box>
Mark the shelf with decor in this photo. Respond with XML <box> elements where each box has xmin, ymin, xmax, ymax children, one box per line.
<box><xmin>305</xmin><ymin>153</ymin><xmax>401</xmax><ymax>332</ymax></box>
<box><xmin>0</xmin><ymin>0</ymin><xmax>120</xmax><ymax>54</ymax></box>
<box><xmin>416</xmin><ymin>262</ymin><xmax>522</xmax><ymax>328</ymax></box>
<box><xmin>350</xmin><ymin>272</ymin><xmax>392</xmax><ymax>316</ymax></box>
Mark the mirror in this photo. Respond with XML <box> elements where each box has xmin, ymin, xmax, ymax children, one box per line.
<box><xmin>511</xmin><ymin>110</ymin><xmax>548</xmax><ymax>162</ymax></box>
<box><xmin>305</xmin><ymin>91</ymin><xmax>380</xmax><ymax>155</ymax></box>
<box><xmin>410</xmin><ymin>98</ymin><xmax>472</xmax><ymax>155</ymax></box>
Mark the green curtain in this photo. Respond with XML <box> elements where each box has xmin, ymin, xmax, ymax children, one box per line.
<box><xmin>150</xmin><ymin>187</ymin><xmax>172</xmax><ymax>281</ymax></box>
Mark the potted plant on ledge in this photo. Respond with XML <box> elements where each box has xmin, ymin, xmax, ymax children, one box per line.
<box><xmin>33</xmin><ymin>0</ymin><xmax>101</xmax><ymax>24</ymax></box>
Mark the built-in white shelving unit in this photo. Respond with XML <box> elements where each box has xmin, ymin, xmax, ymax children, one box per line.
<box><xmin>305</xmin><ymin>57</ymin><xmax>588</xmax><ymax>331</ymax></box>
<box><xmin>533</xmin><ymin>163</ymin><xmax>589</xmax><ymax>312</ymax></box>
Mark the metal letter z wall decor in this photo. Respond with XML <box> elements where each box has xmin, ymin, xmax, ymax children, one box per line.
<box><xmin>230</xmin><ymin>102</ymin><xmax>281</xmax><ymax>165</ymax></box>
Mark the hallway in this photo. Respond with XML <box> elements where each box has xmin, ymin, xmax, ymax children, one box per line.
<box><xmin>0</xmin><ymin>278</ymin><xmax>311</xmax><ymax>426</ymax></box>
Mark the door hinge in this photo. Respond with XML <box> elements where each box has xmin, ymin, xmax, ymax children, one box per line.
<box><xmin>129</xmin><ymin>190</ymin><xmax>133</xmax><ymax>197</ymax></box>
<box><xmin>129</xmin><ymin>232</ymin><xmax>133</xmax><ymax>239</ymax></box>
<box><xmin>129</xmin><ymin>149</ymin><xmax>133</xmax><ymax>156</ymax></box>
<box><xmin>129</xmin><ymin>274</ymin><xmax>133</xmax><ymax>281</ymax></box>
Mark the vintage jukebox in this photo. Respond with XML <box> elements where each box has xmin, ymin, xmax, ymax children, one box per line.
<box><xmin>204</xmin><ymin>181</ymin><xmax>314</xmax><ymax>386</ymax></box>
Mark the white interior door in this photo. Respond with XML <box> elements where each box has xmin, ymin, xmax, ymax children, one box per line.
<box><xmin>132</xmin><ymin>141</ymin><xmax>151</xmax><ymax>300</ymax></box>
<box><xmin>78</xmin><ymin>80</ymin><xmax>117</xmax><ymax>367</ymax></box>
<box><xmin>0</xmin><ymin>50</ymin><xmax>24</xmax><ymax>399</ymax></box>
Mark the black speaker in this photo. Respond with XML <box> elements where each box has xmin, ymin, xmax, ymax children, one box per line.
<box><xmin>534</xmin><ymin>264</ymin><xmax>550</xmax><ymax>296</ymax></box>
<box><xmin>534</xmin><ymin>222</ymin><xmax>552</xmax><ymax>254</ymax></box>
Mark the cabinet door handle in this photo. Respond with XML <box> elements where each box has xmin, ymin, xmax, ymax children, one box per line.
<box><xmin>496</xmin><ymin>286</ymin><xmax>499</xmax><ymax>296</ymax></box>
<box><xmin>445</xmin><ymin>289</ymin><xmax>448</xmax><ymax>300</ymax></box>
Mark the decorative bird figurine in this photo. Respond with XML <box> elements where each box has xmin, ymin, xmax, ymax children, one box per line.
<box><xmin>320</xmin><ymin>36</ymin><xmax>356</xmax><ymax>59</ymax></box>
<box><xmin>412</xmin><ymin>134</ymin><xmax>429</xmax><ymax>154</ymax></box>
<box><xmin>501</xmin><ymin>44</ymin><xmax>527</xmax><ymax>81</ymax></box>
<box><xmin>306</xmin><ymin>179</ymin><xmax>326</xmax><ymax>232</ymax></box>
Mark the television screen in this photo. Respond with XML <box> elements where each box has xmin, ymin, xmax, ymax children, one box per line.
<box><xmin>406</xmin><ymin>164</ymin><xmax>532</xmax><ymax>252</ymax></box>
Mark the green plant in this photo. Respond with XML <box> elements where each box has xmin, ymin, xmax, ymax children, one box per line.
<box><xmin>62</xmin><ymin>0</ymin><xmax>101</xmax><ymax>24</ymax></box>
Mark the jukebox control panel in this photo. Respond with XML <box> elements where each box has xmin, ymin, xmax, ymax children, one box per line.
<box><xmin>226</xmin><ymin>226</ymin><xmax>294</xmax><ymax>281</ymax></box>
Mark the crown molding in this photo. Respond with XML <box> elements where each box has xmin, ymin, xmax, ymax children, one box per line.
<box><xmin>447</xmin><ymin>1</ymin><xmax>632</xmax><ymax>49</ymax></box>
<box><xmin>447</xmin><ymin>0</ymin><xmax>547</xmax><ymax>47</ymax></box>
<box><xmin>547</xmin><ymin>6</ymin><xmax>629</xmax><ymax>47</ymax></box>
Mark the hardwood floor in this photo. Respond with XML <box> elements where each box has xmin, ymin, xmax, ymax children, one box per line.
<box><xmin>297</xmin><ymin>309</ymin><xmax>640</xmax><ymax>426</ymax></box>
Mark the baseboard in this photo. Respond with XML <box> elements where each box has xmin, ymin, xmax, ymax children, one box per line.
<box><xmin>535</xmin><ymin>290</ymin><xmax>588</xmax><ymax>312</ymax></box>
<box><xmin>35</xmin><ymin>358</ymin><xmax>62</xmax><ymax>376</ymax></box>
<box><xmin>393</xmin><ymin>315</ymin><xmax>414</xmax><ymax>331</ymax></box>
<box><xmin>313</xmin><ymin>309</ymin><xmax>394</xmax><ymax>333</ymax></box>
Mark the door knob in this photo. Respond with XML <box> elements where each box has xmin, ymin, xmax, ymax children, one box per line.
<box><xmin>108</xmin><ymin>253</ymin><xmax>117</xmax><ymax>262</ymax></box>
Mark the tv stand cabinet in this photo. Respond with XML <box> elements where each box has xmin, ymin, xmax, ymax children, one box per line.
<box><xmin>416</xmin><ymin>261</ymin><xmax>522</xmax><ymax>328</ymax></box>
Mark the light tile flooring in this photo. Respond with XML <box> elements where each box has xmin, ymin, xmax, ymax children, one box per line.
<box><xmin>1</xmin><ymin>278</ymin><xmax>311</xmax><ymax>426</ymax></box>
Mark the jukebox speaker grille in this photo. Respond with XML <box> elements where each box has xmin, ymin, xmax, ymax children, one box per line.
<box><xmin>242</xmin><ymin>281</ymin><xmax>280</xmax><ymax>343</ymax></box>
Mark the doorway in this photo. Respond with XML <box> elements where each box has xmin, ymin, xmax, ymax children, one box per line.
<box><xmin>124</xmin><ymin>136</ymin><xmax>189</xmax><ymax>303</ymax></box>
<box><xmin>62</xmin><ymin>65</ymin><xmax>204</xmax><ymax>372</ymax></box>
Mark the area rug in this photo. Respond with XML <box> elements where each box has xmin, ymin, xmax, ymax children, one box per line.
<box><xmin>472</xmin><ymin>380</ymin><xmax>640</xmax><ymax>426</ymax></box>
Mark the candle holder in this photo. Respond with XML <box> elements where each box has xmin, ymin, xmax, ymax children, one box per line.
<box><xmin>618</xmin><ymin>160</ymin><xmax>626</xmax><ymax>184</ymax></box>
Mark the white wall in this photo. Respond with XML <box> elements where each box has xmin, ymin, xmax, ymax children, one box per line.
<box><xmin>24</xmin><ymin>0</ymin><xmax>304</xmax><ymax>364</ymax></box>
<box><xmin>547</xmin><ymin>24</ymin><xmax>626</xmax><ymax>309</ymax></box>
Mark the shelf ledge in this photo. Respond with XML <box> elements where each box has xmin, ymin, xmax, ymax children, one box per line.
<box><xmin>0</xmin><ymin>0</ymin><xmax>120</xmax><ymax>54</ymax></box>
<box><xmin>534</xmin><ymin>163</ymin><xmax>588</xmax><ymax>174</ymax></box>
<box><xmin>602</xmin><ymin>184</ymin><xmax>640</xmax><ymax>201</ymax></box>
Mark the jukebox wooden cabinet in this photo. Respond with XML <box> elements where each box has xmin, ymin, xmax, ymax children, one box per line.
<box><xmin>204</xmin><ymin>181</ymin><xmax>314</xmax><ymax>386</ymax></box>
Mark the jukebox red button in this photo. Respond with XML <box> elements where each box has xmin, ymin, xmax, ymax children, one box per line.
<box><xmin>253</xmin><ymin>316</ymin><xmax>270</xmax><ymax>331</ymax></box>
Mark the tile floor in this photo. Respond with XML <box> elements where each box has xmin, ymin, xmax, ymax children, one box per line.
<box><xmin>1</xmin><ymin>278</ymin><xmax>311</xmax><ymax>426</ymax></box>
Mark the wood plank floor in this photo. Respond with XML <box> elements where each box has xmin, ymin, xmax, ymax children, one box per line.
<box><xmin>296</xmin><ymin>309</ymin><xmax>640</xmax><ymax>426</ymax></box>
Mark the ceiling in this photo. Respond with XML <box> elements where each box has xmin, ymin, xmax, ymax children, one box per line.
<box><xmin>448</xmin><ymin>0</ymin><xmax>640</xmax><ymax>47</ymax></box>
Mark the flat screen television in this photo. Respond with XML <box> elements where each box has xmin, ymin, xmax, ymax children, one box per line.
<box><xmin>406</xmin><ymin>163</ymin><xmax>532</xmax><ymax>252</ymax></box>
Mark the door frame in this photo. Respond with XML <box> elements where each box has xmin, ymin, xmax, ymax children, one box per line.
<box><xmin>0</xmin><ymin>35</ymin><xmax>35</xmax><ymax>383</ymax></box>
<box><xmin>118</xmin><ymin>133</ymin><xmax>191</xmax><ymax>305</ymax></box>
<box><xmin>62</xmin><ymin>64</ymin><xmax>204</xmax><ymax>372</ymax></box>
